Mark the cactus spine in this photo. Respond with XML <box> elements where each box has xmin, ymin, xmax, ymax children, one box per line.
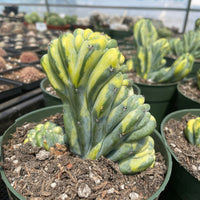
<box><xmin>184</xmin><ymin>117</ymin><xmax>200</xmax><ymax>147</ymax></box>
<box><xmin>41</xmin><ymin>28</ymin><xmax>156</xmax><ymax>174</ymax></box>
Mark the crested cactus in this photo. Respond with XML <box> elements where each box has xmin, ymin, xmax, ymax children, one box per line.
<box><xmin>24</xmin><ymin>121</ymin><xmax>66</xmax><ymax>151</ymax></box>
<box><xmin>197</xmin><ymin>69</ymin><xmax>200</xmax><ymax>90</ymax></box>
<box><xmin>41</xmin><ymin>28</ymin><xmax>156</xmax><ymax>174</ymax></box>
<box><xmin>184</xmin><ymin>117</ymin><xmax>200</xmax><ymax>147</ymax></box>
<box><xmin>129</xmin><ymin>19</ymin><xmax>194</xmax><ymax>83</ymax></box>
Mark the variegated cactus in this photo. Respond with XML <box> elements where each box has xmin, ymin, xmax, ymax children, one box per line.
<box><xmin>24</xmin><ymin>121</ymin><xmax>66</xmax><ymax>150</ymax></box>
<box><xmin>184</xmin><ymin>117</ymin><xmax>200</xmax><ymax>147</ymax></box>
<box><xmin>128</xmin><ymin>19</ymin><xmax>194</xmax><ymax>83</ymax></box>
<box><xmin>169</xmin><ymin>30</ymin><xmax>200</xmax><ymax>59</ymax></box>
<box><xmin>41</xmin><ymin>28</ymin><xmax>156</xmax><ymax>174</ymax></box>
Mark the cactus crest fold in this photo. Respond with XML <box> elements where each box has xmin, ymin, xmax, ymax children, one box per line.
<box><xmin>41</xmin><ymin>28</ymin><xmax>156</xmax><ymax>174</ymax></box>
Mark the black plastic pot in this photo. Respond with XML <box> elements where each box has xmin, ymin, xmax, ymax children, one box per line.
<box><xmin>0</xmin><ymin>105</ymin><xmax>172</xmax><ymax>200</ymax></box>
<box><xmin>0</xmin><ymin>78</ymin><xmax>22</xmax><ymax>103</ymax></box>
<box><xmin>135</xmin><ymin>81</ymin><xmax>177</xmax><ymax>129</ymax></box>
<box><xmin>177</xmin><ymin>78</ymin><xmax>200</xmax><ymax>109</ymax></box>
<box><xmin>161</xmin><ymin>109</ymin><xmax>200</xmax><ymax>200</ymax></box>
<box><xmin>0</xmin><ymin>66</ymin><xmax>46</xmax><ymax>91</ymax></box>
<box><xmin>40</xmin><ymin>78</ymin><xmax>141</xmax><ymax>106</ymax></box>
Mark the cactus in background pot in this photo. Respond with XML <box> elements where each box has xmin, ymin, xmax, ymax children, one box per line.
<box><xmin>195</xmin><ymin>18</ymin><xmax>200</xmax><ymax>30</ymax></box>
<box><xmin>169</xmin><ymin>30</ymin><xmax>200</xmax><ymax>59</ymax></box>
<box><xmin>184</xmin><ymin>117</ymin><xmax>200</xmax><ymax>147</ymax></box>
<box><xmin>127</xmin><ymin>19</ymin><xmax>194</xmax><ymax>83</ymax></box>
<box><xmin>24</xmin><ymin>121</ymin><xmax>66</xmax><ymax>151</ymax></box>
<box><xmin>40</xmin><ymin>28</ymin><xmax>156</xmax><ymax>174</ymax></box>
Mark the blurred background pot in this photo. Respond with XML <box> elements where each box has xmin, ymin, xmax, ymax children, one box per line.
<box><xmin>161</xmin><ymin>109</ymin><xmax>200</xmax><ymax>200</ymax></box>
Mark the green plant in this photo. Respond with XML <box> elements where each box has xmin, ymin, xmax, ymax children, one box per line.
<box><xmin>40</xmin><ymin>28</ymin><xmax>157</xmax><ymax>174</ymax></box>
<box><xmin>195</xmin><ymin>18</ymin><xmax>200</xmax><ymax>30</ymax></box>
<box><xmin>157</xmin><ymin>27</ymin><xmax>173</xmax><ymax>38</ymax></box>
<box><xmin>24</xmin><ymin>12</ymin><xmax>43</xmax><ymax>24</ymax></box>
<box><xmin>46</xmin><ymin>15</ymin><xmax>66</xmax><ymax>26</ymax></box>
<box><xmin>64</xmin><ymin>15</ymin><xmax>77</xmax><ymax>24</ymax></box>
<box><xmin>184</xmin><ymin>117</ymin><xmax>200</xmax><ymax>147</ymax></box>
<box><xmin>44</xmin><ymin>12</ymin><xmax>59</xmax><ymax>21</ymax></box>
<box><xmin>128</xmin><ymin>19</ymin><xmax>194</xmax><ymax>83</ymax></box>
<box><xmin>197</xmin><ymin>69</ymin><xmax>200</xmax><ymax>89</ymax></box>
<box><xmin>169</xmin><ymin>30</ymin><xmax>200</xmax><ymax>59</ymax></box>
<box><xmin>24</xmin><ymin>121</ymin><xmax>66</xmax><ymax>151</ymax></box>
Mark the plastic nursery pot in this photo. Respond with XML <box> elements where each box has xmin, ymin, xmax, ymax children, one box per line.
<box><xmin>0</xmin><ymin>105</ymin><xmax>172</xmax><ymax>200</ymax></box>
<box><xmin>40</xmin><ymin>77</ymin><xmax>62</xmax><ymax>106</ymax></box>
<box><xmin>40</xmin><ymin>77</ymin><xmax>141</xmax><ymax>106</ymax></box>
<box><xmin>177</xmin><ymin>78</ymin><xmax>200</xmax><ymax>110</ymax></box>
<box><xmin>161</xmin><ymin>109</ymin><xmax>200</xmax><ymax>200</ymax></box>
<box><xmin>110</xmin><ymin>30</ymin><xmax>132</xmax><ymax>40</ymax></box>
<box><xmin>135</xmin><ymin>81</ymin><xmax>177</xmax><ymax>130</ymax></box>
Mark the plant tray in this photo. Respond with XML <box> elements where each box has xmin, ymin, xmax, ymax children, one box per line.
<box><xmin>0</xmin><ymin>66</ymin><xmax>46</xmax><ymax>91</ymax></box>
<box><xmin>0</xmin><ymin>77</ymin><xmax>22</xmax><ymax>103</ymax></box>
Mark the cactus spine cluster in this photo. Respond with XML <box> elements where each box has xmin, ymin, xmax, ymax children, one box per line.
<box><xmin>184</xmin><ymin>117</ymin><xmax>200</xmax><ymax>147</ymax></box>
<box><xmin>130</xmin><ymin>19</ymin><xmax>194</xmax><ymax>83</ymax></box>
<box><xmin>41</xmin><ymin>28</ymin><xmax>156</xmax><ymax>174</ymax></box>
<box><xmin>24</xmin><ymin>121</ymin><xmax>66</xmax><ymax>151</ymax></box>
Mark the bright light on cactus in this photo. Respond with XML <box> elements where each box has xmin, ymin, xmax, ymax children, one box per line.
<box><xmin>41</xmin><ymin>28</ymin><xmax>156</xmax><ymax>174</ymax></box>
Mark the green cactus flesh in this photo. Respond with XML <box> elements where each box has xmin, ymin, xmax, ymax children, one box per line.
<box><xmin>184</xmin><ymin>117</ymin><xmax>200</xmax><ymax>147</ymax></box>
<box><xmin>131</xmin><ymin>19</ymin><xmax>194</xmax><ymax>83</ymax></box>
<box><xmin>41</xmin><ymin>28</ymin><xmax>156</xmax><ymax>174</ymax></box>
<box><xmin>24</xmin><ymin>121</ymin><xmax>66</xmax><ymax>150</ymax></box>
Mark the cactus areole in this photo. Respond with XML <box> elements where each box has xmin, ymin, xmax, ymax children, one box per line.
<box><xmin>40</xmin><ymin>28</ymin><xmax>156</xmax><ymax>174</ymax></box>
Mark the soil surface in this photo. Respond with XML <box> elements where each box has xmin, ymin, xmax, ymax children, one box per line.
<box><xmin>178</xmin><ymin>79</ymin><xmax>200</xmax><ymax>103</ymax></box>
<box><xmin>164</xmin><ymin>113</ymin><xmax>200</xmax><ymax>181</ymax></box>
<box><xmin>2</xmin><ymin>113</ymin><xmax>167</xmax><ymax>200</ymax></box>
<box><xmin>0</xmin><ymin>83</ymin><xmax>15</xmax><ymax>92</ymax></box>
<box><xmin>1</xmin><ymin>66</ymin><xmax>46</xmax><ymax>84</ymax></box>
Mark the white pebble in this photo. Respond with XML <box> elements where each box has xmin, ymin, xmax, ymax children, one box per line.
<box><xmin>170</xmin><ymin>143</ymin><xmax>176</xmax><ymax>148</ymax></box>
<box><xmin>13</xmin><ymin>160</ymin><xmax>18</xmax><ymax>164</ymax></box>
<box><xmin>36</xmin><ymin>150</ymin><xmax>50</xmax><ymax>161</ymax></box>
<box><xmin>57</xmin><ymin>193</ymin><xmax>68</xmax><ymax>200</ymax></box>
<box><xmin>174</xmin><ymin>147</ymin><xmax>182</xmax><ymax>153</ymax></box>
<box><xmin>107</xmin><ymin>188</ymin><xmax>115</xmax><ymax>194</ymax></box>
<box><xmin>13</xmin><ymin>144</ymin><xmax>22</xmax><ymax>149</ymax></box>
<box><xmin>120</xmin><ymin>184</ymin><xmax>125</xmax><ymax>190</ymax></box>
<box><xmin>192</xmin><ymin>165</ymin><xmax>198</xmax><ymax>171</ymax></box>
<box><xmin>14</xmin><ymin>166</ymin><xmax>21</xmax><ymax>174</ymax></box>
<box><xmin>198</xmin><ymin>166</ymin><xmax>200</xmax><ymax>171</ymax></box>
<box><xmin>78</xmin><ymin>183</ymin><xmax>91</xmax><ymax>198</ymax></box>
<box><xmin>51</xmin><ymin>182</ymin><xmax>57</xmax><ymax>188</ymax></box>
<box><xmin>89</xmin><ymin>172</ymin><xmax>101</xmax><ymax>184</ymax></box>
<box><xmin>10</xmin><ymin>155</ymin><xmax>16</xmax><ymax>160</ymax></box>
<box><xmin>129</xmin><ymin>192</ymin><xmax>139</xmax><ymax>200</ymax></box>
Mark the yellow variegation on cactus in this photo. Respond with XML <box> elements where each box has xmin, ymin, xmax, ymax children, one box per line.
<box><xmin>184</xmin><ymin>117</ymin><xmax>200</xmax><ymax>147</ymax></box>
<box><xmin>41</xmin><ymin>28</ymin><xmax>156</xmax><ymax>174</ymax></box>
<box><xmin>127</xmin><ymin>19</ymin><xmax>194</xmax><ymax>83</ymax></box>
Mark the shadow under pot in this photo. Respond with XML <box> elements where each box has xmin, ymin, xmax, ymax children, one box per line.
<box><xmin>0</xmin><ymin>105</ymin><xmax>172</xmax><ymax>200</ymax></box>
<box><xmin>40</xmin><ymin>77</ymin><xmax>141</xmax><ymax>106</ymax></box>
<box><xmin>161</xmin><ymin>109</ymin><xmax>200</xmax><ymax>200</ymax></box>
<box><xmin>177</xmin><ymin>78</ymin><xmax>200</xmax><ymax>109</ymax></box>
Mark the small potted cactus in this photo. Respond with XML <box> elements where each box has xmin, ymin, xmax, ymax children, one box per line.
<box><xmin>161</xmin><ymin>109</ymin><xmax>200</xmax><ymax>200</ymax></box>
<box><xmin>0</xmin><ymin>29</ymin><xmax>171</xmax><ymax>200</ymax></box>
<box><xmin>176</xmin><ymin>68</ymin><xmax>200</xmax><ymax>109</ymax></box>
<box><xmin>167</xmin><ymin>29</ymin><xmax>200</xmax><ymax>77</ymax></box>
<box><xmin>127</xmin><ymin>19</ymin><xmax>194</xmax><ymax>128</ymax></box>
